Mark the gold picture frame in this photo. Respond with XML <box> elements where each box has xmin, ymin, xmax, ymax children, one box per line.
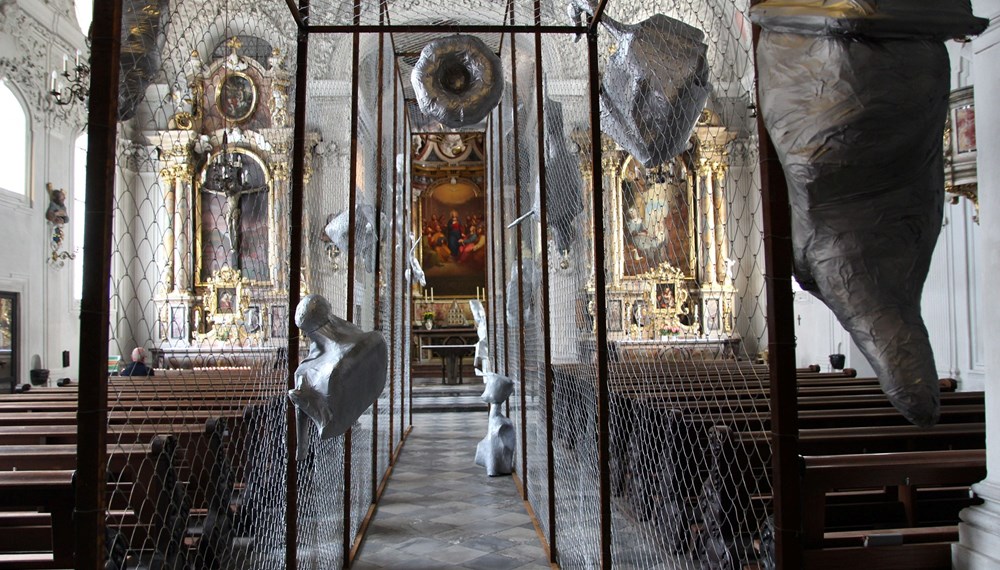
<box><xmin>204</xmin><ymin>267</ymin><xmax>248</xmax><ymax>326</ymax></box>
<box><xmin>216</xmin><ymin>71</ymin><xmax>257</xmax><ymax>123</ymax></box>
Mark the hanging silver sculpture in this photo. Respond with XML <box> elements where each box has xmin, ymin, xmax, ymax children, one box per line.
<box><xmin>568</xmin><ymin>1</ymin><xmax>711</xmax><ymax>167</ymax></box>
<box><xmin>411</xmin><ymin>35</ymin><xmax>503</xmax><ymax>128</ymax></box>
<box><xmin>751</xmin><ymin>0</ymin><xmax>987</xmax><ymax>427</ymax></box>
<box><xmin>287</xmin><ymin>295</ymin><xmax>388</xmax><ymax>460</ymax></box>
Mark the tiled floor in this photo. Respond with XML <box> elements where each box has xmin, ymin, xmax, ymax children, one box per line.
<box><xmin>353</xmin><ymin>412</ymin><xmax>553</xmax><ymax>569</ymax></box>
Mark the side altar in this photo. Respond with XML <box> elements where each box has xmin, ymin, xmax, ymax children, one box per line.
<box><xmin>579</xmin><ymin>111</ymin><xmax>739</xmax><ymax>359</ymax></box>
<box><xmin>148</xmin><ymin>37</ymin><xmax>318</xmax><ymax>367</ymax></box>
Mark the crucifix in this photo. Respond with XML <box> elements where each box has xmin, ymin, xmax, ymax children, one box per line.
<box><xmin>205</xmin><ymin>152</ymin><xmax>267</xmax><ymax>271</ymax></box>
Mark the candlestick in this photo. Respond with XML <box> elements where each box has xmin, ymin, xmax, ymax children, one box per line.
<box><xmin>75</xmin><ymin>49</ymin><xmax>80</xmax><ymax>68</ymax></box>
<box><xmin>50</xmin><ymin>70</ymin><xmax>56</xmax><ymax>92</ymax></box>
<box><xmin>62</xmin><ymin>55</ymin><xmax>68</xmax><ymax>74</ymax></box>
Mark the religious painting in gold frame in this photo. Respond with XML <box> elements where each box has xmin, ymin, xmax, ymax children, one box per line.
<box><xmin>204</xmin><ymin>267</ymin><xmax>248</xmax><ymax>325</ymax></box>
<box><xmin>216</xmin><ymin>71</ymin><xmax>257</xmax><ymax>123</ymax></box>
<box><xmin>417</xmin><ymin>178</ymin><xmax>487</xmax><ymax>297</ymax></box>
<box><xmin>619</xmin><ymin>156</ymin><xmax>693</xmax><ymax>278</ymax></box>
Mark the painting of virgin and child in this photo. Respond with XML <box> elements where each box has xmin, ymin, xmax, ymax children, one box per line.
<box><xmin>420</xmin><ymin>195</ymin><xmax>486</xmax><ymax>297</ymax></box>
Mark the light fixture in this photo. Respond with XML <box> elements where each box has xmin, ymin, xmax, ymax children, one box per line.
<box><xmin>49</xmin><ymin>49</ymin><xmax>90</xmax><ymax>106</ymax></box>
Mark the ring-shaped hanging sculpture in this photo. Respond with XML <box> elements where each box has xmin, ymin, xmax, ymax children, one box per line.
<box><xmin>411</xmin><ymin>35</ymin><xmax>503</xmax><ymax>128</ymax></box>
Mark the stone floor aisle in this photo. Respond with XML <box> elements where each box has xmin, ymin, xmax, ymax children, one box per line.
<box><xmin>353</xmin><ymin>412</ymin><xmax>553</xmax><ymax>569</ymax></box>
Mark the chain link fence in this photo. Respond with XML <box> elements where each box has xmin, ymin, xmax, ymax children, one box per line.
<box><xmin>82</xmin><ymin>0</ymin><xmax>773</xmax><ymax>567</ymax></box>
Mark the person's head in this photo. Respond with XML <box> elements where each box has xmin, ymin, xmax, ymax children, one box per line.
<box><xmin>450</xmin><ymin>209</ymin><xmax>458</xmax><ymax>219</ymax></box>
<box><xmin>131</xmin><ymin>347</ymin><xmax>146</xmax><ymax>363</ymax></box>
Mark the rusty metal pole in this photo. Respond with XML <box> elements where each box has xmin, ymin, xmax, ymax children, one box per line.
<box><xmin>532</xmin><ymin>8</ymin><xmax>557</xmax><ymax>560</ymax></box>
<box><xmin>751</xmin><ymin>3</ymin><xmax>803</xmax><ymax>566</ymax></box>
<box><xmin>75</xmin><ymin>0</ymin><xmax>122</xmax><ymax>566</ymax></box>
<box><xmin>586</xmin><ymin>24</ymin><xmax>613</xmax><ymax>570</ymax></box>
<box><xmin>509</xmin><ymin>30</ymin><xmax>529</xmax><ymax>494</ymax></box>
<box><xmin>343</xmin><ymin>4</ymin><xmax>361</xmax><ymax>564</ymax></box>
<box><xmin>285</xmin><ymin>0</ymin><xmax>311</xmax><ymax>566</ymax></box>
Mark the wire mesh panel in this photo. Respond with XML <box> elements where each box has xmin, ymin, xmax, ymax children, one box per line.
<box><xmin>101</xmin><ymin>0</ymin><xmax>302</xmax><ymax>567</ymax></box>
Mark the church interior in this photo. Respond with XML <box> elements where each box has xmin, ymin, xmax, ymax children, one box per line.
<box><xmin>0</xmin><ymin>0</ymin><xmax>998</xmax><ymax>567</ymax></box>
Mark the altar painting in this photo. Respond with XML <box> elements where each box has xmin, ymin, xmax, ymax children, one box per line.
<box><xmin>420</xmin><ymin>181</ymin><xmax>486</xmax><ymax>297</ymax></box>
<box><xmin>621</xmin><ymin>160</ymin><xmax>691</xmax><ymax>277</ymax></box>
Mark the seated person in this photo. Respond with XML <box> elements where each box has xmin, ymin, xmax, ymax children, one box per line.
<box><xmin>120</xmin><ymin>347</ymin><xmax>154</xmax><ymax>377</ymax></box>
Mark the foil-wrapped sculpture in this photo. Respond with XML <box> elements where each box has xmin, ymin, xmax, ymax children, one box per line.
<box><xmin>288</xmin><ymin>294</ymin><xmax>387</xmax><ymax>460</ymax></box>
<box><xmin>470</xmin><ymin>300</ymin><xmax>489</xmax><ymax>375</ymax></box>
<box><xmin>506</xmin><ymin>261</ymin><xmax>540</xmax><ymax>326</ymax></box>
<box><xmin>476</xmin><ymin>406</ymin><xmax>516</xmax><ymax>477</ymax></box>
<box><xmin>411</xmin><ymin>35</ymin><xmax>503</xmax><ymax>128</ymax></box>
<box><xmin>324</xmin><ymin>203</ymin><xmax>377</xmax><ymax>273</ymax></box>
<box><xmin>538</xmin><ymin>99</ymin><xmax>585</xmax><ymax>252</ymax></box>
<box><xmin>405</xmin><ymin>232</ymin><xmax>426</xmax><ymax>287</ymax></box>
<box><xmin>751</xmin><ymin>0</ymin><xmax>987</xmax><ymax>427</ymax></box>
<box><xmin>568</xmin><ymin>1</ymin><xmax>711</xmax><ymax>167</ymax></box>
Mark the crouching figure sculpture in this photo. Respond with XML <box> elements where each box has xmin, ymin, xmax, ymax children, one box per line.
<box><xmin>288</xmin><ymin>294</ymin><xmax>387</xmax><ymax>460</ymax></box>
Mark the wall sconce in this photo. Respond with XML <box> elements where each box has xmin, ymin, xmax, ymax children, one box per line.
<box><xmin>49</xmin><ymin>49</ymin><xmax>90</xmax><ymax>106</ymax></box>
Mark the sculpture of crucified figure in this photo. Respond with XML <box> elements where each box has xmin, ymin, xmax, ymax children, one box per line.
<box><xmin>206</xmin><ymin>158</ymin><xmax>266</xmax><ymax>270</ymax></box>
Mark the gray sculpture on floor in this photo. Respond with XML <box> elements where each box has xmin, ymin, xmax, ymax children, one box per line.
<box><xmin>751</xmin><ymin>0</ymin><xmax>987</xmax><ymax>428</ymax></box>
<box><xmin>288</xmin><ymin>294</ymin><xmax>387</xmax><ymax>460</ymax></box>
<box><xmin>568</xmin><ymin>0</ymin><xmax>711</xmax><ymax>167</ymax></box>
<box><xmin>476</xmin><ymin>370</ymin><xmax>516</xmax><ymax>477</ymax></box>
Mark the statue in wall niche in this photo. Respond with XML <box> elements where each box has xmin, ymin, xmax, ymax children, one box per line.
<box><xmin>324</xmin><ymin>202</ymin><xmax>378</xmax><ymax>273</ymax></box>
<box><xmin>567</xmin><ymin>0</ymin><xmax>711</xmax><ymax>167</ymax></box>
<box><xmin>287</xmin><ymin>294</ymin><xmax>387</xmax><ymax>461</ymax></box>
<box><xmin>751</xmin><ymin>0</ymin><xmax>988</xmax><ymax>428</ymax></box>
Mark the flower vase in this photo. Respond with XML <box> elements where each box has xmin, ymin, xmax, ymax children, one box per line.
<box><xmin>423</xmin><ymin>319</ymin><xmax>433</xmax><ymax>331</ymax></box>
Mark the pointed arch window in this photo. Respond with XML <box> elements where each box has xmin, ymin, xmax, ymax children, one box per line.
<box><xmin>0</xmin><ymin>82</ymin><xmax>28</xmax><ymax>198</ymax></box>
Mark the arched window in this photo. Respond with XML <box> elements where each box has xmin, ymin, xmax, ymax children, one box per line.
<box><xmin>73</xmin><ymin>132</ymin><xmax>87</xmax><ymax>302</ymax></box>
<box><xmin>75</xmin><ymin>0</ymin><xmax>92</xmax><ymax>35</ymax></box>
<box><xmin>0</xmin><ymin>82</ymin><xmax>28</xmax><ymax>198</ymax></box>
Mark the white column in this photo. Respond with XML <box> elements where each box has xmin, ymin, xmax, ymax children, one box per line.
<box><xmin>954</xmin><ymin>7</ymin><xmax>1000</xmax><ymax>568</ymax></box>
<box><xmin>714</xmin><ymin>165</ymin><xmax>729</xmax><ymax>285</ymax></box>
<box><xmin>174</xmin><ymin>172</ymin><xmax>191</xmax><ymax>293</ymax></box>
<box><xmin>701</xmin><ymin>164</ymin><xmax>717</xmax><ymax>285</ymax></box>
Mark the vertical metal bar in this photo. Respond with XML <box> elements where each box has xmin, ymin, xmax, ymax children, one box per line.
<box><xmin>75</xmin><ymin>0</ymin><xmax>122</xmax><ymax>566</ymax></box>
<box><xmin>388</xmin><ymin>60</ymin><xmax>399</xmax><ymax>458</ymax></box>
<box><xmin>751</xmin><ymin>5</ymin><xmax>802</xmax><ymax>566</ymax></box>
<box><xmin>344</xmin><ymin>4</ymin><xmax>361</xmax><ymax>563</ymax></box>
<box><xmin>587</xmin><ymin>26</ymin><xmax>613</xmax><ymax>570</ymax></box>
<box><xmin>532</xmin><ymin>12</ymin><xmax>557</xmax><ymax>561</ymax></box>
<box><xmin>405</xmin><ymin>117</ymin><xmax>414</xmax><ymax>430</ymax></box>
<box><xmin>497</xmin><ymin>82</ymin><xmax>509</xmax><ymax>377</ymax></box>
<box><xmin>286</xmin><ymin>1</ymin><xmax>310</xmax><ymax>566</ymax></box>
<box><xmin>370</xmin><ymin>5</ymin><xmax>386</xmax><ymax>503</ymax></box>
<box><xmin>485</xmin><ymin>122</ymin><xmax>496</xmax><ymax>367</ymax></box>
<box><xmin>509</xmin><ymin>30</ymin><xmax>529</xmax><ymax>494</ymax></box>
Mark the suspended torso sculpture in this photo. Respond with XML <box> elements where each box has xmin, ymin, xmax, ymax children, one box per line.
<box><xmin>569</xmin><ymin>0</ymin><xmax>711</xmax><ymax>167</ymax></box>
<box><xmin>411</xmin><ymin>35</ymin><xmax>503</xmax><ymax>128</ymax></box>
<box><xmin>288</xmin><ymin>294</ymin><xmax>387</xmax><ymax>460</ymax></box>
<box><xmin>324</xmin><ymin>203</ymin><xmax>378</xmax><ymax>273</ymax></box>
<box><xmin>751</xmin><ymin>0</ymin><xmax>987</xmax><ymax>427</ymax></box>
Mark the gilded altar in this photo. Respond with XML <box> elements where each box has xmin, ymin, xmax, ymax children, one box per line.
<box><xmin>150</xmin><ymin>37</ymin><xmax>317</xmax><ymax>362</ymax></box>
<box><xmin>582</xmin><ymin>111</ymin><xmax>738</xmax><ymax>347</ymax></box>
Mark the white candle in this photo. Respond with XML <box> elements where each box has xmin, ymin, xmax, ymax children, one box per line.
<box><xmin>50</xmin><ymin>70</ymin><xmax>56</xmax><ymax>92</ymax></box>
<box><xmin>62</xmin><ymin>54</ymin><xmax>68</xmax><ymax>74</ymax></box>
<box><xmin>75</xmin><ymin>49</ymin><xmax>81</xmax><ymax>68</ymax></box>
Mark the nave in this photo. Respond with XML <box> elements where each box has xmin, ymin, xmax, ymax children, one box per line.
<box><xmin>353</xmin><ymin>411</ymin><xmax>551</xmax><ymax>570</ymax></box>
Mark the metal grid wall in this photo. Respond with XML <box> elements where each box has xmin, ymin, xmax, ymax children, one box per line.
<box><xmin>77</xmin><ymin>0</ymin><xmax>792</xmax><ymax>567</ymax></box>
